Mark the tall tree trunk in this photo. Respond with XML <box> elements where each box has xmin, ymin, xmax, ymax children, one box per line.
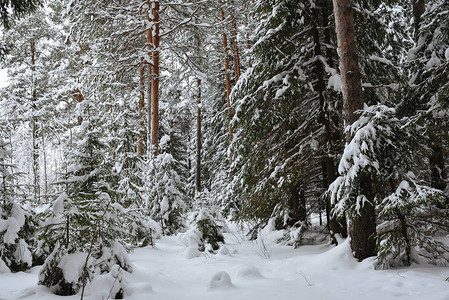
<box><xmin>332</xmin><ymin>0</ymin><xmax>376</xmax><ymax>260</ymax></box>
<box><xmin>242</xmin><ymin>0</ymin><xmax>252</xmax><ymax>67</ymax></box>
<box><xmin>411</xmin><ymin>0</ymin><xmax>448</xmax><ymax>202</ymax></box>
<box><xmin>412</xmin><ymin>0</ymin><xmax>425</xmax><ymax>43</ymax></box>
<box><xmin>220</xmin><ymin>3</ymin><xmax>233</xmax><ymax>145</ymax></box>
<box><xmin>151</xmin><ymin>1</ymin><xmax>160</xmax><ymax>157</ymax></box>
<box><xmin>196</xmin><ymin>78</ymin><xmax>202</xmax><ymax>193</ymax></box>
<box><xmin>75</xmin><ymin>89</ymin><xmax>84</xmax><ymax>125</ymax></box>
<box><xmin>138</xmin><ymin>62</ymin><xmax>145</xmax><ymax>155</ymax></box>
<box><xmin>429</xmin><ymin>134</ymin><xmax>448</xmax><ymax>202</ymax></box>
<box><xmin>30</xmin><ymin>39</ymin><xmax>40</xmax><ymax>203</ymax></box>
<box><xmin>313</xmin><ymin>0</ymin><xmax>347</xmax><ymax>242</ymax></box>
<box><xmin>287</xmin><ymin>183</ymin><xmax>307</xmax><ymax>226</ymax></box>
<box><xmin>41</xmin><ymin>124</ymin><xmax>48</xmax><ymax>200</ymax></box>
<box><xmin>144</xmin><ymin>0</ymin><xmax>153</xmax><ymax>157</ymax></box>
<box><xmin>195</xmin><ymin>26</ymin><xmax>202</xmax><ymax>193</ymax></box>
<box><xmin>169</xmin><ymin>118</ymin><xmax>174</xmax><ymax>156</ymax></box>
<box><xmin>229</xmin><ymin>0</ymin><xmax>241</xmax><ymax>81</ymax></box>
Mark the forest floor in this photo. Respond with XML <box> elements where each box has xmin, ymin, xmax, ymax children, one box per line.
<box><xmin>1</xmin><ymin>225</ymin><xmax>449</xmax><ymax>300</ymax></box>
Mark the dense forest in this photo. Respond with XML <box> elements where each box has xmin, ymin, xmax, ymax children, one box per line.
<box><xmin>0</xmin><ymin>0</ymin><xmax>448</xmax><ymax>297</ymax></box>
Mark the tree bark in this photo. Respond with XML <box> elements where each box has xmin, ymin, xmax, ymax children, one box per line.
<box><xmin>229</xmin><ymin>0</ymin><xmax>241</xmax><ymax>81</ymax></box>
<box><xmin>412</xmin><ymin>0</ymin><xmax>425</xmax><ymax>43</ymax></box>
<box><xmin>220</xmin><ymin>3</ymin><xmax>233</xmax><ymax>145</ymax></box>
<box><xmin>144</xmin><ymin>1</ymin><xmax>153</xmax><ymax>157</ymax></box>
<box><xmin>151</xmin><ymin>1</ymin><xmax>160</xmax><ymax>157</ymax></box>
<box><xmin>41</xmin><ymin>124</ymin><xmax>47</xmax><ymax>200</ymax></box>
<box><xmin>429</xmin><ymin>136</ymin><xmax>448</xmax><ymax>203</ymax></box>
<box><xmin>196</xmin><ymin>77</ymin><xmax>202</xmax><ymax>193</ymax></box>
<box><xmin>242</xmin><ymin>0</ymin><xmax>252</xmax><ymax>67</ymax></box>
<box><xmin>30</xmin><ymin>39</ymin><xmax>40</xmax><ymax>203</ymax></box>
<box><xmin>287</xmin><ymin>183</ymin><xmax>306</xmax><ymax>226</ymax></box>
<box><xmin>312</xmin><ymin>1</ymin><xmax>347</xmax><ymax>241</ymax></box>
<box><xmin>138</xmin><ymin>62</ymin><xmax>145</xmax><ymax>155</ymax></box>
<box><xmin>74</xmin><ymin>89</ymin><xmax>84</xmax><ymax>126</ymax></box>
<box><xmin>332</xmin><ymin>0</ymin><xmax>376</xmax><ymax>260</ymax></box>
<box><xmin>195</xmin><ymin>26</ymin><xmax>202</xmax><ymax>193</ymax></box>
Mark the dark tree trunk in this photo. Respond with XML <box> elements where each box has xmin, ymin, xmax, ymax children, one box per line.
<box><xmin>287</xmin><ymin>183</ymin><xmax>306</xmax><ymax>226</ymax></box>
<box><xmin>196</xmin><ymin>78</ymin><xmax>202</xmax><ymax>193</ymax></box>
<box><xmin>195</xmin><ymin>24</ymin><xmax>202</xmax><ymax>193</ymax></box>
<box><xmin>312</xmin><ymin>1</ymin><xmax>347</xmax><ymax>241</ymax></box>
<box><xmin>138</xmin><ymin>63</ymin><xmax>145</xmax><ymax>155</ymax></box>
<box><xmin>332</xmin><ymin>0</ymin><xmax>376</xmax><ymax>260</ymax></box>
<box><xmin>429</xmin><ymin>137</ymin><xmax>448</xmax><ymax>203</ymax></box>
<box><xmin>151</xmin><ymin>1</ymin><xmax>160</xmax><ymax>157</ymax></box>
<box><xmin>31</xmin><ymin>39</ymin><xmax>40</xmax><ymax>203</ymax></box>
<box><xmin>412</xmin><ymin>0</ymin><xmax>425</xmax><ymax>43</ymax></box>
<box><xmin>220</xmin><ymin>2</ymin><xmax>233</xmax><ymax>146</ymax></box>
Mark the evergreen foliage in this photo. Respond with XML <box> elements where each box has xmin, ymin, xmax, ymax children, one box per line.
<box><xmin>145</xmin><ymin>136</ymin><xmax>187</xmax><ymax>235</ymax></box>
<box><xmin>0</xmin><ymin>138</ymin><xmax>34</xmax><ymax>272</ymax></box>
<box><xmin>0</xmin><ymin>0</ymin><xmax>448</xmax><ymax>290</ymax></box>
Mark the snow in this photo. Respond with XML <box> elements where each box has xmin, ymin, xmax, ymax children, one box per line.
<box><xmin>426</xmin><ymin>51</ymin><xmax>442</xmax><ymax>69</ymax></box>
<box><xmin>0</xmin><ymin>258</ymin><xmax>10</xmax><ymax>273</ymax></box>
<box><xmin>208</xmin><ymin>271</ymin><xmax>234</xmax><ymax>290</ymax></box>
<box><xmin>57</xmin><ymin>252</ymin><xmax>88</xmax><ymax>283</ymax></box>
<box><xmin>328</xmin><ymin>73</ymin><xmax>342</xmax><ymax>92</ymax></box>
<box><xmin>52</xmin><ymin>192</ymin><xmax>68</xmax><ymax>215</ymax></box>
<box><xmin>2</xmin><ymin>217</ymin><xmax>20</xmax><ymax>244</ymax></box>
<box><xmin>15</xmin><ymin>239</ymin><xmax>32</xmax><ymax>267</ymax></box>
<box><xmin>1</xmin><ymin>228</ymin><xmax>449</xmax><ymax>300</ymax></box>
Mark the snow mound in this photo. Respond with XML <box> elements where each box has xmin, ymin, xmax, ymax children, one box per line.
<box><xmin>316</xmin><ymin>238</ymin><xmax>374</xmax><ymax>270</ymax></box>
<box><xmin>84</xmin><ymin>265</ymin><xmax>131</xmax><ymax>299</ymax></box>
<box><xmin>218</xmin><ymin>245</ymin><xmax>231</xmax><ymax>256</ymax></box>
<box><xmin>57</xmin><ymin>252</ymin><xmax>88</xmax><ymax>283</ymax></box>
<box><xmin>0</xmin><ymin>258</ymin><xmax>10</xmax><ymax>273</ymax></box>
<box><xmin>236</xmin><ymin>266</ymin><xmax>264</xmax><ymax>279</ymax></box>
<box><xmin>207</xmin><ymin>271</ymin><xmax>234</xmax><ymax>290</ymax></box>
<box><xmin>184</xmin><ymin>246</ymin><xmax>201</xmax><ymax>259</ymax></box>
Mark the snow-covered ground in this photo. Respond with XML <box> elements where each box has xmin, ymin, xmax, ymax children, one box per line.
<box><xmin>1</xmin><ymin>228</ymin><xmax>449</xmax><ymax>300</ymax></box>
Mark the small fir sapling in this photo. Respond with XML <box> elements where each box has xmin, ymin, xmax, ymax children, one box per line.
<box><xmin>37</xmin><ymin>121</ymin><xmax>136</xmax><ymax>296</ymax></box>
<box><xmin>179</xmin><ymin>206</ymin><xmax>225</xmax><ymax>254</ymax></box>
<box><xmin>0</xmin><ymin>138</ymin><xmax>34</xmax><ymax>272</ymax></box>
<box><xmin>145</xmin><ymin>135</ymin><xmax>187</xmax><ymax>235</ymax></box>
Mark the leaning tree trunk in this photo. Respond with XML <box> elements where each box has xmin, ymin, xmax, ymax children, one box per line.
<box><xmin>332</xmin><ymin>0</ymin><xmax>376</xmax><ymax>260</ymax></box>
